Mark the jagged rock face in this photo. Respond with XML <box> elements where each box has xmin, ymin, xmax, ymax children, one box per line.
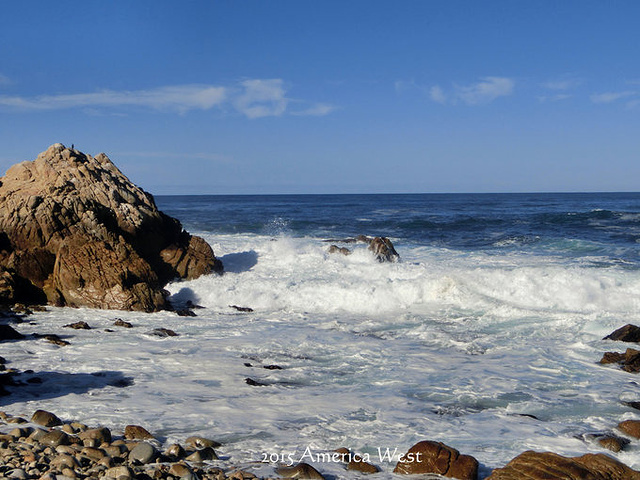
<box><xmin>0</xmin><ymin>143</ymin><xmax>222</xmax><ymax>311</ymax></box>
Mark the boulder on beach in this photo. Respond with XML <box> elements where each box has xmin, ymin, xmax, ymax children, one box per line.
<box><xmin>393</xmin><ymin>440</ymin><xmax>478</xmax><ymax>480</ymax></box>
<box><xmin>0</xmin><ymin>144</ymin><xmax>223</xmax><ymax>311</ymax></box>
<box><xmin>486</xmin><ymin>450</ymin><xmax>640</xmax><ymax>480</ymax></box>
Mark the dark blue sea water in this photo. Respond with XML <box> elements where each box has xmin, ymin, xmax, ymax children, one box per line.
<box><xmin>157</xmin><ymin>192</ymin><xmax>640</xmax><ymax>267</ymax></box>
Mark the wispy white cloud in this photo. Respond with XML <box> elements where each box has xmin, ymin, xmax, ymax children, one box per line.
<box><xmin>429</xmin><ymin>85</ymin><xmax>447</xmax><ymax>104</ymax></box>
<box><xmin>234</xmin><ymin>79</ymin><xmax>288</xmax><ymax>119</ymax></box>
<box><xmin>0</xmin><ymin>79</ymin><xmax>336</xmax><ymax>119</ymax></box>
<box><xmin>541</xmin><ymin>77</ymin><xmax>582</xmax><ymax>91</ymax></box>
<box><xmin>291</xmin><ymin>103</ymin><xmax>338</xmax><ymax>116</ymax></box>
<box><xmin>0</xmin><ymin>84</ymin><xmax>228</xmax><ymax>113</ymax></box>
<box><xmin>590</xmin><ymin>91</ymin><xmax>637</xmax><ymax>104</ymax></box>
<box><xmin>538</xmin><ymin>93</ymin><xmax>572</xmax><ymax>103</ymax></box>
<box><xmin>403</xmin><ymin>77</ymin><xmax>515</xmax><ymax>106</ymax></box>
<box><xmin>454</xmin><ymin>77</ymin><xmax>514</xmax><ymax>105</ymax></box>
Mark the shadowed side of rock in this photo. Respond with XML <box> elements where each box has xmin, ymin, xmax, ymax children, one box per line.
<box><xmin>0</xmin><ymin>143</ymin><xmax>223</xmax><ymax>311</ymax></box>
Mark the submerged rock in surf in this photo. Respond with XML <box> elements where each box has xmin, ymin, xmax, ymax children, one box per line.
<box><xmin>368</xmin><ymin>236</ymin><xmax>399</xmax><ymax>262</ymax></box>
<box><xmin>327</xmin><ymin>245</ymin><xmax>351</xmax><ymax>256</ymax></box>
<box><xmin>324</xmin><ymin>235</ymin><xmax>399</xmax><ymax>262</ymax></box>
<box><xmin>0</xmin><ymin>143</ymin><xmax>223</xmax><ymax>311</ymax></box>
<box><xmin>599</xmin><ymin>348</ymin><xmax>640</xmax><ymax>373</ymax></box>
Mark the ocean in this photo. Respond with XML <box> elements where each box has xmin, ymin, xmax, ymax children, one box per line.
<box><xmin>3</xmin><ymin>192</ymin><xmax>640</xmax><ymax>478</ymax></box>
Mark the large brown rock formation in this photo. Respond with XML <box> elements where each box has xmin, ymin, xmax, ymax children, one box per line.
<box><xmin>0</xmin><ymin>143</ymin><xmax>222</xmax><ymax>311</ymax></box>
<box><xmin>486</xmin><ymin>451</ymin><xmax>640</xmax><ymax>480</ymax></box>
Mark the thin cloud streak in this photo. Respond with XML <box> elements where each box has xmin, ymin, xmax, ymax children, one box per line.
<box><xmin>428</xmin><ymin>77</ymin><xmax>515</xmax><ymax>106</ymax></box>
<box><xmin>0</xmin><ymin>80</ymin><xmax>336</xmax><ymax>119</ymax></box>
<box><xmin>291</xmin><ymin>103</ymin><xmax>339</xmax><ymax>116</ymax></box>
<box><xmin>590</xmin><ymin>91</ymin><xmax>637</xmax><ymax>104</ymax></box>
<box><xmin>0</xmin><ymin>85</ymin><xmax>227</xmax><ymax>113</ymax></box>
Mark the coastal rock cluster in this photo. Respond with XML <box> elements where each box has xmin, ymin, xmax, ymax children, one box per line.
<box><xmin>325</xmin><ymin>235</ymin><xmax>400</xmax><ymax>262</ymax></box>
<box><xmin>0</xmin><ymin>144</ymin><xmax>222</xmax><ymax>312</ymax></box>
<box><xmin>2</xmin><ymin>408</ymin><xmax>640</xmax><ymax>480</ymax></box>
<box><xmin>0</xmin><ymin>410</ymin><xmax>257</xmax><ymax>480</ymax></box>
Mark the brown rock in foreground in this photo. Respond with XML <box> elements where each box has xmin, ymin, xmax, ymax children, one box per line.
<box><xmin>0</xmin><ymin>144</ymin><xmax>222</xmax><ymax>311</ymax></box>
<box><xmin>486</xmin><ymin>450</ymin><xmax>640</xmax><ymax>480</ymax></box>
<box><xmin>393</xmin><ymin>440</ymin><xmax>478</xmax><ymax>480</ymax></box>
<box><xmin>599</xmin><ymin>348</ymin><xmax>640</xmax><ymax>373</ymax></box>
<box><xmin>604</xmin><ymin>324</ymin><xmax>640</xmax><ymax>343</ymax></box>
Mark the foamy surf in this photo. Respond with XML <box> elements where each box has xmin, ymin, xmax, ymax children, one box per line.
<box><xmin>4</xmin><ymin>192</ymin><xmax>640</xmax><ymax>478</ymax></box>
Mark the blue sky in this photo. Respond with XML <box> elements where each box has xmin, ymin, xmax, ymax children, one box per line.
<box><xmin>1</xmin><ymin>1</ymin><xmax>639</xmax><ymax>194</ymax></box>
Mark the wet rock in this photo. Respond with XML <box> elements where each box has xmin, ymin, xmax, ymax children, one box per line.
<box><xmin>104</xmin><ymin>465</ymin><xmax>134</xmax><ymax>479</ymax></box>
<box><xmin>42</xmin><ymin>334</ymin><xmax>70</xmax><ymax>347</ymax></box>
<box><xmin>124</xmin><ymin>425</ymin><xmax>154</xmax><ymax>441</ymax></box>
<box><xmin>164</xmin><ymin>443</ymin><xmax>186</xmax><ymax>460</ymax></box>
<box><xmin>327</xmin><ymin>245</ymin><xmax>351</xmax><ymax>256</ymax></box>
<box><xmin>0</xmin><ymin>144</ymin><xmax>222</xmax><ymax>311</ymax></box>
<box><xmin>129</xmin><ymin>442</ymin><xmax>157</xmax><ymax>465</ymax></box>
<box><xmin>40</xmin><ymin>430</ymin><xmax>69</xmax><ymax>447</ymax></box>
<box><xmin>185</xmin><ymin>436</ymin><xmax>221</xmax><ymax>449</ymax></box>
<box><xmin>338</xmin><ymin>447</ymin><xmax>379</xmax><ymax>474</ymax></box>
<box><xmin>276</xmin><ymin>462</ymin><xmax>325</xmax><ymax>479</ymax></box>
<box><xmin>78</xmin><ymin>427</ymin><xmax>112</xmax><ymax>445</ymax></box>
<box><xmin>230</xmin><ymin>305</ymin><xmax>253</xmax><ymax>312</ymax></box>
<box><xmin>0</xmin><ymin>325</ymin><xmax>25</xmax><ymax>341</ymax></box>
<box><xmin>393</xmin><ymin>440</ymin><xmax>478</xmax><ymax>480</ymax></box>
<box><xmin>63</xmin><ymin>321</ymin><xmax>91</xmax><ymax>330</ymax></box>
<box><xmin>9</xmin><ymin>427</ymin><xmax>32</xmax><ymax>439</ymax></box>
<box><xmin>50</xmin><ymin>454</ymin><xmax>80</xmax><ymax>470</ymax></box>
<box><xmin>185</xmin><ymin>446</ymin><xmax>218</xmax><ymax>462</ymax></box>
<box><xmin>245</xmin><ymin>378</ymin><xmax>267</xmax><ymax>386</ymax></box>
<box><xmin>368</xmin><ymin>237</ymin><xmax>399</xmax><ymax>263</ymax></box>
<box><xmin>169</xmin><ymin>462</ymin><xmax>193</xmax><ymax>478</ymax></box>
<box><xmin>176</xmin><ymin>308</ymin><xmax>196</xmax><ymax>317</ymax></box>
<box><xmin>598</xmin><ymin>435</ymin><xmax>629</xmax><ymax>452</ymax></box>
<box><xmin>263</xmin><ymin>365</ymin><xmax>283</xmax><ymax>370</ymax></box>
<box><xmin>147</xmin><ymin>328</ymin><xmax>178</xmax><ymax>337</ymax></box>
<box><xmin>31</xmin><ymin>410</ymin><xmax>62</xmax><ymax>427</ymax></box>
<box><xmin>113</xmin><ymin>318</ymin><xmax>133</xmax><ymax>328</ymax></box>
<box><xmin>618</xmin><ymin>419</ymin><xmax>640</xmax><ymax>438</ymax></box>
<box><xmin>623</xmin><ymin>400</ymin><xmax>640</xmax><ymax>410</ymax></box>
<box><xmin>80</xmin><ymin>446</ymin><xmax>105</xmax><ymax>461</ymax></box>
<box><xmin>600</xmin><ymin>348</ymin><xmax>640</xmax><ymax>373</ymax></box>
<box><xmin>600</xmin><ymin>351</ymin><xmax>625</xmax><ymax>364</ymax></box>
<box><xmin>486</xmin><ymin>451</ymin><xmax>640</xmax><ymax>479</ymax></box>
<box><xmin>605</xmin><ymin>324</ymin><xmax>640</xmax><ymax>342</ymax></box>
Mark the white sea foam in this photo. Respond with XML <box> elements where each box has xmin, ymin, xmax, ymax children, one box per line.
<box><xmin>2</xmin><ymin>233</ymin><xmax>640</xmax><ymax>478</ymax></box>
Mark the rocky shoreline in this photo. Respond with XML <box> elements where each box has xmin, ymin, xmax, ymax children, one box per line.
<box><xmin>3</xmin><ymin>305</ymin><xmax>640</xmax><ymax>479</ymax></box>
<box><xmin>2</xmin><ymin>304</ymin><xmax>640</xmax><ymax>478</ymax></box>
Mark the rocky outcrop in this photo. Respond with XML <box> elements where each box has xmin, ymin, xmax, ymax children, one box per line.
<box><xmin>604</xmin><ymin>324</ymin><xmax>640</xmax><ymax>343</ymax></box>
<box><xmin>486</xmin><ymin>451</ymin><xmax>640</xmax><ymax>479</ymax></box>
<box><xmin>324</xmin><ymin>235</ymin><xmax>400</xmax><ymax>262</ymax></box>
<box><xmin>393</xmin><ymin>441</ymin><xmax>478</xmax><ymax>480</ymax></box>
<box><xmin>599</xmin><ymin>348</ymin><xmax>640</xmax><ymax>373</ymax></box>
<box><xmin>0</xmin><ymin>144</ymin><xmax>222</xmax><ymax>311</ymax></box>
<box><xmin>368</xmin><ymin>236</ymin><xmax>399</xmax><ymax>262</ymax></box>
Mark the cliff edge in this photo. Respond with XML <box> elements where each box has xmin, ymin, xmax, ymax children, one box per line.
<box><xmin>0</xmin><ymin>143</ymin><xmax>222</xmax><ymax>311</ymax></box>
